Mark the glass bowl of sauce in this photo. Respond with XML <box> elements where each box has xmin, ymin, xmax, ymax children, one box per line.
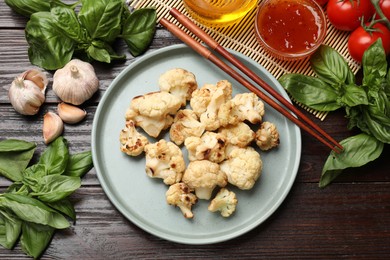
<box><xmin>255</xmin><ymin>0</ymin><xmax>327</xmax><ymax>60</ymax></box>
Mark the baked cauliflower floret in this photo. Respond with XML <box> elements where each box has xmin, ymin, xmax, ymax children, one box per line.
<box><xmin>255</xmin><ymin>121</ymin><xmax>280</xmax><ymax>151</ymax></box>
<box><xmin>218</xmin><ymin>122</ymin><xmax>255</xmax><ymax>148</ymax></box>
<box><xmin>158</xmin><ymin>68</ymin><xmax>198</xmax><ymax>106</ymax></box>
<box><xmin>219</xmin><ymin>92</ymin><xmax>265</xmax><ymax>126</ymax></box>
<box><xmin>166</xmin><ymin>182</ymin><xmax>198</xmax><ymax>219</ymax></box>
<box><xmin>220</xmin><ymin>146</ymin><xmax>262</xmax><ymax>190</ymax></box>
<box><xmin>190</xmin><ymin>80</ymin><xmax>232</xmax><ymax>131</ymax></box>
<box><xmin>144</xmin><ymin>139</ymin><xmax>185</xmax><ymax>185</ymax></box>
<box><xmin>208</xmin><ymin>188</ymin><xmax>238</xmax><ymax>217</ymax></box>
<box><xmin>182</xmin><ymin>160</ymin><xmax>227</xmax><ymax>200</ymax></box>
<box><xmin>119</xmin><ymin>120</ymin><xmax>149</xmax><ymax>156</ymax></box>
<box><xmin>184</xmin><ymin>131</ymin><xmax>227</xmax><ymax>163</ymax></box>
<box><xmin>125</xmin><ymin>91</ymin><xmax>181</xmax><ymax>138</ymax></box>
<box><xmin>169</xmin><ymin>109</ymin><xmax>205</xmax><ymax>146</ymax></box>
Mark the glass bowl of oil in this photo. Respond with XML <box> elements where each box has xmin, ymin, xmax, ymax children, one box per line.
<box><xmin>183</xmin><ymin>0</ymin><xmax>258</xmax><ymax>27</ymax></box>
<box><xmin>255</xmin><ymin>0</ymin><xmax>327</xmax><ymax>60</ymax></box>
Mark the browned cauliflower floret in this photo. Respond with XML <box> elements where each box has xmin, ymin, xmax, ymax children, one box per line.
<box><xmin>220</xmin><ymin>146</ymin><xmax>262</xmax><ymax>190</ymax></box>
<box><xmin>144</xmin><ymin>139</ymin><xmax>185</xmax><ymax>185</ymax></box>
<box><xmin>169</xmin><ymin>109</ymin><xmax>205</xmax><ymax>146</ymax></box>
<box><xmin>166</xmin><ymin>182</ymin><xmax>198</xmax><ymax>219</ymax></box>
<box><xmin>125</xmin><ymin>91</ymin><xmax>181</xmax><ymax>138</ymax></box>
<box><xmin>218</xmin><ymin>92</ymin><xmax>265</xmax><ymax>126</ymax></box>
<box><xmin>182</xmin><ymin>160</ymin><xmax>227</xmax><ymax>200</ymax></box>
<box><xmin>190</xmin><ymin>80</ymin><xmax>232</xmax><ymax>131</ymax></box>
<box><xmin>208</xmin><ymin>188</ymin><xmax>238</xmax><ymax>217</ymax></box>
<box><xmin>184</xmin><ymin>131</ymin><xmax>227</xmax><ymax>163</ymax></box>
<box><xmin>119</xmin><ymin>120</ymin><xmax>149</xmax><ymax>156</ymax></box>
<box><xmin>255</xmin><ymin>121</ymin><xmax>280</xmax><ymax>151</ymax></box>
<box><xmin>218</xmin><ymin>122</ymin><xmax>255</xmax><ymax>148</ymax></box>
<box><xmin>158</xmin><ymin>68</ymin><xmax>198</xmax><ymax>106</ymax></box>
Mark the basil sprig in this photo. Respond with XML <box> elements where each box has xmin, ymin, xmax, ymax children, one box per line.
<box><xmin>6</xmin><ymin>0</ymin><xmax>157</xmax><ymax>70</ymax></box>
<box><xmin>279</xmin><ymin>40</ymin><xmax>390</xmax><ymax>187</ymax></box>
<box><xmin>0</xmin><ymin>137</ymin><xmax>93</xmax><ymax>258</ymax></box>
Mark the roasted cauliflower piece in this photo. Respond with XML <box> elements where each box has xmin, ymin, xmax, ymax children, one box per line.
<box><xmin>125</xmin><ymin>91</ymin><xmax>181</xmax><ymax>138</ymax></box>
<box><xmin>169</xmin><ymin>109</ymin><xmax>205</xmax><ymax>146</ymax></box>
<box><xmin>144</xmin><ymin>139</ymin><xmax>185</xmax><ymax>185</ymax></box>
<box><xmin>255</xmin><ymin>121</ymin><xmax>280</xmax><ymax>151</ymax></box>
<box><xmin>119</xmin><ymin>120</ymin><xmax>149</xmax><ymax>156</ymax></box>
<box><xmin>159</xmin><ymin>68</ymin><xmax>198</xmax><ymax>106</ymax></box>
<box><xmin>220</xmin><ymin>146</ymin><xmax>263</xmax><ymax>190</ymax></box>
<box><xmin>182</xmin><ymin>160</ymin><xmax>227</xmax><ymax>200</ymax></box>
<box><xmin>218</xmin><ymin>122</ymin><xmax>255</xmax><ymax>148</ymax></box>
<box><xmin>208</xmin><ymin>188</ymin><xmax>238</xmax><ymax>217</ymax></box>
<box><xmin>218</xmin><ymin>92</ymin><xmax>265</xmax><ymax>126</ymax></box>
<box><xmin>190</xmin><ymin>80</ymin><xmax>232</xmax><ymax>131</ymax></box>
<box><xmin>184</xmin><ymin>131</ymin><xmax>227</xmax><ymax>163</ymax></box>
<box><xmin>166</xmin><ymin>182</ymin><xmax>198</xmax><ymax>219</ymax></box>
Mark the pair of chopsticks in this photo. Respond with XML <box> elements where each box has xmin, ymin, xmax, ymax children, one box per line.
<box><xmin>160</xmin><ymin>8</ymin><xmax>343</xmax><ymax>153</ymax></box>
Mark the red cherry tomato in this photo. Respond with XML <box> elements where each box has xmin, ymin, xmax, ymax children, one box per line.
<box><xmin>348</xmin><ymin>22</ymin><xmax>390</xmax><ymax>62</ymax></box>
<box><xmin>327</xmin><ymin>0</ymin><xmax>375</xmax><ymax>31</ymax></box>
<box><xmin>314</xmin><ymin>0</ymin><xmax>329</xmax><ymax>6</ymax></box>
<box><xmin>375</xmin><ymin>0</ymin><xmax>390</xmax><ymax>20</ymax></box>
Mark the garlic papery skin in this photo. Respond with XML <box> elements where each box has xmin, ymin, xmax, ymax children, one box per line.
<box><xmin>57</xmin><ymin>102</ymin><xmax>87</xmax><ymax>124</ymax></box>
<box><xmin>43</xmin><ymin>112</ymin><xmax>64</xmax><ymax>144</ymax></box>
<box><xmin>23</xmin><ymin>69</ymin><xmax>48</xmax><ymax>93</ymax></box>
<box><xmin>52</xmin><ymin>59</ymin><xmax>99</xmax><ymax>105</ymax></box>
<box><xmin>8</xmin><ymin>76</ymin><xmax>46</xmax><ymax>115</ymax></box>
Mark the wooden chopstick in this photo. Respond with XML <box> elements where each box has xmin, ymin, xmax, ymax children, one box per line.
<box><xmin>159</xmin><ymin>17</ymin><xmax>342</xmax><ymax>153</ymax></box>
<box><xmin>169</xmin><ymin>8</ymin><xmax>343</xmax><ymax>152</ymax></box>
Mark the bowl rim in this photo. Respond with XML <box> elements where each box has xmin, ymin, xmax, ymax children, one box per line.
<box><xmin>254</xmin><ymin>0</ymin><xmax>327</xmax><ymax>60</ymax></box>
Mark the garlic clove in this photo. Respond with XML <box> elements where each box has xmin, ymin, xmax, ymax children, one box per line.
<box><xmin>43</xmin><ymin>112</ymin><xmax>64</xmax><ymax>144</ymax></box>
<box><xmin>22</xmin><ymin>69</ymin><xmax>48</xmax><ymax>93</ymax></box>
<box><xmin>57</xmin><ymin>102</ymin><xmax>87</xmax><ymax>124</ymax></box>
<box><xmin>53</xmin><ymin>59</ymin><xmax>99</xmax><ymax>105</ymax></box>
<box><xmin>8</xmin><ymin>76</ymin><xmax>45</xmax><ymax>115</ymax></box>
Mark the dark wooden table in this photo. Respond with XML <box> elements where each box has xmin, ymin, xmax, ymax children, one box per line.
<box><xmin>1</xmin><ymin>2</ymin><xmax>389</xmax><ymax>259</ymax></box>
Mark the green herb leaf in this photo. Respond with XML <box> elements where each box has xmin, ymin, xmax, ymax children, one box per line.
<box><xmin>319</xmin><ymin>133</ymin><xmax>384</xmax><ymax>188</ymax></box>
<box><xmin>338</xmin><ymin>84</ymin><xmax>369</xmax><ymax>107</ymax></box>
<box><xmin>4</xmin><ymin>0</ymin><xmax>52</xmax><ymax>17</ymax></box>
<box><xmin>279</xmin><ymin>74</ymin><xmax>341</xmax><ymax>111</ymax></box>
<box><xmin>47</xmin><ymin>199</ymin><xmax>76</xmax><ymax>220</ymax></box>
<box><xmin>20</xmin><ymin>222</ymin><xmax>55</xmax><ymax>259</ymax></box>
<box><xmin>1</xmin><ymin>194</ymin><xmax>70</xmax><ymax>229</ymax></box>
<box><xmin>38</xmin><ymin>136</ymin><xmax>69</xmax><ymax>175</ymax></box>
<box><xmin>0</xmin><ymin>209</ymin><xmax>22</xmax><ymax>249</ymax></box>
<box><xmin>26</xmin><ymin>12</ymin><xmax>75</xmax><ymax>70</ymax></box>
<box><xmin>362</xmin><ymin>39</ymin><xmax>388</xmax><ymax>89</ymax></box>
<box><xmin>65</xmin><ymin>151</ymin><xmax>93</xmax><ymax>177</ymax></box>
<box><xmin>121</xmin><ymin>8</ymin><xmax>157</xmax><ymax>56</ymax></box>
<box><xmin>310</xmin><ymin>45</ymin><xmax>355</xmax><ymax>86</ymax></box>
<box><xmin>78</xmin><ymin>0</ymin><xmax>123</xmax><ymax>43</ymax></box>
<box><xmin>0</xmin><ymin>139</ymin><xmax>36</xmax><ymax>182</ymax></box>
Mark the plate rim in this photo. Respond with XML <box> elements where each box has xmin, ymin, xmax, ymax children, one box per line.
<box><xmin>91</xmin><ymin>44</ymin><xmax>301</xmax><ymax>244</ymax></box>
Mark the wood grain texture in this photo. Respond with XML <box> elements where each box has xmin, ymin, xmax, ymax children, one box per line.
<box><xmin>0</xmin><ymin>2</ymin><xmax>389</xmax><ymax>259</ymax></box>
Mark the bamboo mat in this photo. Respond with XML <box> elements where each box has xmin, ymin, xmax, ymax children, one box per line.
<box><xmin>131</xmin><ymin>0</ymin><xmax>361</xmax><ymax>120</ymax></box>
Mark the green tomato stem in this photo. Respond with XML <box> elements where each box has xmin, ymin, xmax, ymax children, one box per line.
<box><xmin>371</xmin><ymin>0</ymin><xmax>390</xmax><ymax>30</ymax></box>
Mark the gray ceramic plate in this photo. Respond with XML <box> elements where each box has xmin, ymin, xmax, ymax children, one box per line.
<box><xmin>92</xmin><ymin>44</ymin><xmax>301</xmax><ymax>244</ymax></box>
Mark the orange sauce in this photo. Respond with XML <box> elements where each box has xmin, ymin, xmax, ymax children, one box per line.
<box><xmin>256</xmin><ymin>0</ymin><xmax>324</xmax><ymax>54</ymax></box>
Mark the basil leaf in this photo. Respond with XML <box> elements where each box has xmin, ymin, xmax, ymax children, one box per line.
<box><xmin>0</xmin><ymin>209</ymin><xmax>22</xmax><ymax>249</ymax></box>
<box><xmin>319</xmin><ymin>133</ymin><xmax>384</xmax><ymax>188</ymax></box>
<box><xmin>30</xmin><ymin>175</ymin><xmax>81</xmax><ymax>203</ymax></box>
<box><xmin>0</xmin><ymin>140</ymin><xmax>36</xmax><ymax>182</ymax></box>
<box><xmin>65</xmin><ymin>151</ymin><xmax>93</xmax><ymax>177</ymax></box>
<box><xmin>20</xmin><ymin>222</ymin><xmax>55</xmax><ymax>259</ymax></box>
<box><xmin>78</xmin><ymin>0</ymin><xmax>123</xmax><ymax>43</ymax></box>
<box><xmin>47</xmin><ymin>199</ymin><xmax>76</xmax><ymax>220</ymax></box>
<box><xmin>26</xmin><ymin>12</ymin><xmax>75</xmax><ymax>70</ymax></box>
<box><xmin>121</xmin><ymin>8</ymin><xmax>157</xmax><ymax>56</ymax></box>
<box><xmin>1</xmin><ymin>194</ymin><xmax>70</xmax><ymax>229</ymax></box>
<box><xmin>38</xmin><ymin>136</ymin><xmax>69</xmax><ymax>175</ymax></box>
<box><xmin>279</xmin><ymin>74</ymin><xmax>341</xmax><ymax>111</ymax></box>
<box><xmin>362</xmin><ymin>39</ymin><xmax>388</xmax><ymax>89</ymax></box>
<box><xmin>310</xmin><ymin>45</ymin><xmax>355</xmax><ymax>86</ymax></box>
<box><xmin>338</xmin><ymin>84</ymin><xmax>369</xmax><ymax>107</ymax></box>
<box><xmin>4</xmin><ymin>0</ymin><xmax>54</xmax><ymax>17</ymax></box>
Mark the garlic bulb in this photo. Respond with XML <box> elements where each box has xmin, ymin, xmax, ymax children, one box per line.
<box><xmin>8</xmin><ymin>69</ymin><xmax>48</xmax><ymax>115</ymax></box>
<box><xmin>57</xmin><ymin>102</ymin><xmax>87</xmax><ymax>124</ymax></box>
<box><xmin>52</xmin><ymin>59</ymin><xmax>99</xmax><ymax>105</ymax></box>
<box><xmin>43</xmin><ymin>112</ymin><xmax>64</xmax><ymax>144</ymax></box>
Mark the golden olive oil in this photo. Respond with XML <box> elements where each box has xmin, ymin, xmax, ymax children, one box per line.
<box><xmin>183</xmin><ymin>0</ymin><xmax>258</xmax><ymax>26</ymax></box>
